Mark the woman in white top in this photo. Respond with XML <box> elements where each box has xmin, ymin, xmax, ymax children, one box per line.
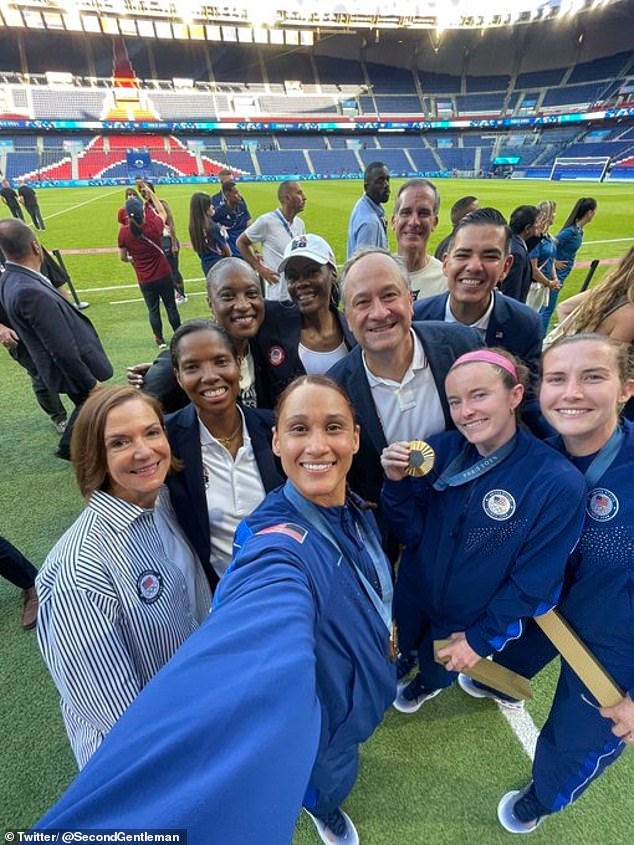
<box><xmin>165</xmin><ymin>320</ymin><xmax>284</xmax><ymax>592</ymax></box>
<box><xmin>37</xmin><ymin>386</ymin><xmax>211</xmax><ymax>769</ymax></box>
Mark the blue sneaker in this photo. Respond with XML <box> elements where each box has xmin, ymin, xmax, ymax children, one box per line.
<box><xmin>497</xmin><ymin>783</ymin><xmax>549</xmax><ymax>834</ymax></box>
<box><xmin>393</xmin><ymin>672</ymin><xmax>442</xmax><ymax>714</ymax></box>
<box><xmin>457</xmin><ymin>673</ymin><xmax>525</xmax><ymax>711</ymax></box>
<box><xmin>305</xmin><ymin>807</ymin><xmax>359</xmax><ymax>845</ymax></box>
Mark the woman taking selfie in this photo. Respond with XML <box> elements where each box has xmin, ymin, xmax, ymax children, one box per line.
<box><xmin>118</xmin><ymin>192</ymin><xmax>181</xmax><ymax>348</ymax></box>
<box><xmin>381</xmin><ymin>348</ymin><xmax>586</xmax><ymax>713</ymax></box>
<box><xmin>36</xmin><ymin>386</ymin><xmax>211</xmax><ymax>769</ymax></box>
<box><xmin>38</xmin><ymin>376</ymin><xmax>396</xmax><ymax>845</ymax></box>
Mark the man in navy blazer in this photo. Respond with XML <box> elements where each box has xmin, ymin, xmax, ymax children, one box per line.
<box><xmin>328</xmin><ymin>249</ymin><xmax>481</xmax><ymax>534</ymax></box>
<box><xmin>165</xmin><ymin>404</ymin><xmax>284</xmax><ymax>592</ymax></box>
<box><xmin>0</xmin><ymin>220</ymin><xmax>112</xmax><ymax>458</ymax></box>
<box><xmin>413</xmin><ymin>207</ymin><xmax>546</xmax><ymax>435</ymax></box>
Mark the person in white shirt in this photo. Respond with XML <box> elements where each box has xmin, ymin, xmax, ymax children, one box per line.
<box><xmin>165</xmin><ymin>320</ymin><xmax>284</xmax><ymax>592</ymax></box>
<box><xmin>36</xmin><ymin>386</ymin><xmax>210</xmax><ymax>769</ymax></box>
<box><xmin>392</xmin><ymin>179</ymin><xmax>446</xmax><ymax>302</ymax></box>
<box><xmin>236</xmin><ymin>181</ymin><xmax>306</xmax><ymax>302</ymax></box>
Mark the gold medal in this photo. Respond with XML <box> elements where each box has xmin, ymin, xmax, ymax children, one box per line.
<box><xmin>406</xmin><ymin>440</ymin><xmax>435</xmax><ymax>477</ymax></box>
<box><xmin>389</xmin><ymin>620</ymin><xmax>399</xmax><ymax>663</ymax></box>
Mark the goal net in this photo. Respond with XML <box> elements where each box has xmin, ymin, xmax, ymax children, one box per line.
<box><xmin>549</xmin><ymin>156</ymin><xmax>610</xmax><ymax>182</ymax></box>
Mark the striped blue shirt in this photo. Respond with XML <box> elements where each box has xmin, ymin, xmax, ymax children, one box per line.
<box><xmin>36</xmin><ymin>488</ymin><xmax>211</xmax><ymax>769</ymax></box>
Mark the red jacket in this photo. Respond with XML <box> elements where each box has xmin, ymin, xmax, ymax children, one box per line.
<box><xmin>118</xmin><ymin>208</ymin><xmax>171</xmax><ymax>283</ymax></box>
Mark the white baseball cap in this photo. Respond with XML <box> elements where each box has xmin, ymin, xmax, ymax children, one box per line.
<box><xmin>278</xmin><ymin>233</ymin><xmax>337</xmax><ymax>273</ymax></box>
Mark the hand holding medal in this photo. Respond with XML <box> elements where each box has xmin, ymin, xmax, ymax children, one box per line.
<box><xmin>381</xmin><ymin>440</ymin><xmax>436</xmax><ymax>482</ymax></box>
<box><xmin>406</xmin><ymin>440</ymin><xmax>436</xmax><ymax>478</ymax></box>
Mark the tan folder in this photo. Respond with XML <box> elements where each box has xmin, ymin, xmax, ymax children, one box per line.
<box><xmin>435</xmin><ymin>608</ymin><xmax>624</xmax><ymax>707</ymax></box>
<box><xmin>434</xmin><ymin>639</ymin><xmax>533</xmax><ymax>701</ymax></box>
<box><xmin>534</xmin><ymin>609</ymin><xmax>623</xmax><ymax>707</ymax></box>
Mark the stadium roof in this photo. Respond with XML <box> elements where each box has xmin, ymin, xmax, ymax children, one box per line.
<box><xmin>0</xmin><ymin>0</ymin><xmax>626</xmax><ymax>34</ymax></box>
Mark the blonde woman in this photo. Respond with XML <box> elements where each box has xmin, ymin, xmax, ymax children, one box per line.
<box><xmin>555</xmin><ymin>245</ymin><xmax>634</xmax><ymax>344</ymax></box>
<box><xmin>526</xmin><ymin>200</ymin><xmax>559</xmax><ymax>312</ymax></box>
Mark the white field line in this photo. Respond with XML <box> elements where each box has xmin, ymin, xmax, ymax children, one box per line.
<box><xmin>498</xmin><ymin>703</ymin><xmax>540</xmax><ymax>761</ymax></box>
<box><xmin>44</xmin><ymin>188</ymin><xmax>123</xmax><ymax>220</ymax></box>
<box><xmin>73</xmin><ymin>277</ymin><xmax>205</xmax><ymax>294</ymax></box>
<box><xmin>581</xmin><ymin>237</ymin><xmax>634</xmax><ymax>246</ymax></box>
<box><xmin>108</xmin><ymin>288</ymin><xmax>208</xmax><ymax>305</ymax></box>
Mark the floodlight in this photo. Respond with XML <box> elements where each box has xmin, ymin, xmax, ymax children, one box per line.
<box><xmin>23</xmin><ymin>10</ymin><xmax>44</xmax><ymax>28</ymax></box>
<box><xmin>137</xmin><ymin>19</ymin><xmax>154</xmax><ymax>37</ymax></box>
<box><xmin>100</xmin><ymin>17</ymin><xmax>119</xmax><ymax>34</ymax></box>
<box><xmin>81</xmin><ymin>15</ymin><xmax>101</xmax><ymax>32</ymax></box>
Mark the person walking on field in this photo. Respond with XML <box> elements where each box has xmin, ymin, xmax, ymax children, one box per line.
<box><xmin>17</xmin><ymin>180</ymin><xmax>46</xmax><ymax>230</ymax></box>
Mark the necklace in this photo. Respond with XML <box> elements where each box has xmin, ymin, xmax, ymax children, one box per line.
<box><xmin>212</xmin><ymin>418</ymin><xmax>242</xmax><ymax>450</ymax></box>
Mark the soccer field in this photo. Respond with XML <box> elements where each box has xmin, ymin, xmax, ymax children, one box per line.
<box><xmin>0</xmin><ymin>178</ymin><xmax>632</xmax><ymax>842</ymax></box>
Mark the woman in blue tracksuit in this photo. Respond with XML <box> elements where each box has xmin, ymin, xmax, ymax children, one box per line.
<box><xmin>469</xmin><ymin>334</ymin><xmax>634</xmax><ymax>834</ymax></box>
<box><xmin>539</xmin><ymin>196</ymin><xmax>597</xmax><ymax>331</ymax></box>
<box><xmin>381</xmin><ymin>348</ymin><xmax>587</xmax><ymax>714</ymax></box>
<box><xmin>37</xmin><ymin>375</ymin><xmax>396</xmax><ymax>845</ymax></box>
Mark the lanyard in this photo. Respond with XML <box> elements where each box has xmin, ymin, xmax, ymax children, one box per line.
<box><xmin>275</xmin><ymin>209</ymin><xmax>295</xmax><ymax>239</ymax></box>
<box><xmin>432</xmin><ymin>435</ymin><xmax>517</xmax><ymax>491</ymax></box>
<box><xmin>580</xmin><ymin>427</ymin><xmax>624</xmax><ymax>490</ymax></box>
<box><xmin>283</xmin><ymin>481</ymin><xmax>393</xmax><ymax>633</ymax></box>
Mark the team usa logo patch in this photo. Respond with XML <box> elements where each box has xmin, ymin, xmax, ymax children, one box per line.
<box><xmin>137</xmin><ymin>570</ymin><xmax>164</xmax><ymax>603</ymax></box>
<box><xmin>257</xmin><ymin>523</ymin><xmax>308</xmax><ymax>543</ymax></box>
<box><xmin>586</xmin><ymin>488</ymin><xmax>619</xmax><ymax>522</ymax></box>
<box><xmin>290</xmin><ymin>235</ymin><xmax>307</xmax><ymax>250</ymax></box>
<box><xmin>267</xmin><ymin>345</ymin><xmax>286</xmax><ymax>367</ymax></box>
<box><xmin>482</xmin><ymin>489</ymin><xmax>516</xmax><ymax>521</ymax></box>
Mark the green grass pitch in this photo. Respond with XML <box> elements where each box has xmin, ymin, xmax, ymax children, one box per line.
<box><xmin>0</xmin><ymin>178</ymin><xmax>632</xmax><ymax>842</ymax></box>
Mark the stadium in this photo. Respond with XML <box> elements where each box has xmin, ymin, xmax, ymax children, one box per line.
<box><xmin>0</xmin><ymin>0</ymin><xmax>633</xmax><ymax>841</ymax></box>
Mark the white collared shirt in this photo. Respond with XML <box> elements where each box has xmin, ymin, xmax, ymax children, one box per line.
<box><xmin>445</xmin><ymin>293</ymin><xmax>495</xmax><ymax>337</ymax></box>
<box><xmin>199</xmin><ymin>406</ymin><xmax>266</xmax><ymax>577</ymax></box>
<box><xmin>363</xmin><ymin>329</ymin><xmax>446</xmax><ymax>444</ymax></box>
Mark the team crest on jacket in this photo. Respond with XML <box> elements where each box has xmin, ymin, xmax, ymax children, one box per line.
<box><xmin>267</xmin><ymin>345</ymin><xmax>286</xmax><ymax>367</ymax></box>
<box><xmin>137</xmin><ymin>570</ymin><xmax>163</xmax><ymax>603</ymax></box>
<box><xmin>586</xmin><ymin>488</ymin><xmax>619</xmax><ymax>522</ymax></box>
<box><xmin>482</xmin><ymin>489</ymin><xmax>516</xmax><ymax>521</ymax></box>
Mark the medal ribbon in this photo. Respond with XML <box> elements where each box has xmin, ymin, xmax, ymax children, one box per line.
<box><xmin>581</xmin><ymin>426</ymin><xmax>624</xmax><ymax>490</ymax></box>
<box><xmin>283</xmin><ymin>481</ymin><xmax>393</xmax><ymax>633</ymax></box>
<box><xmin>432</xmin><ymin>435</ymin><xmax>517</xmax><ymax>491</ymax></box>
<box><xmin>275</xmin><ymin>209</ymin><xmax>295</xmax><ymax>239</ymax></box>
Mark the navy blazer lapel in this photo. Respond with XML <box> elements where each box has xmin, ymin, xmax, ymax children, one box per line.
<box><xmin>172</xmin><ymin>405</ymin><xmax>210</xmax><ymax>549</ymax></box>
<box><xmin>414</xmin><ymin>324</ymin><xmax>453</xmax><ymax>427</ymax></box>
<box><xmin>344</xmin><ymin>350</ymin><xmax>387</xmax><ymax>454</ymax></box>
<box><xmin>244</xmin><ymin>408</ymin><xmax>282</xmax><ymax>492</ymax></box>
<box><xmin>486</xmin><ymin>292</ymin><xmax>510</xmax><ymax>346</ymax></box>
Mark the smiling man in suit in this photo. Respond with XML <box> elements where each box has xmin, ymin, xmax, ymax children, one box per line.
<box><xmin>327</xmin><ymin>248</ymin><xmax>480</xmax><ymax>555</ymax></box>
<box><xmin>0</xmin><ymin>219</ymin><xmax>112</xmax><ymax>459</ymax></box>
<box><xmin>413</xmin><ymin>207</ymin><xmax>546</xmax><ymax>434</ymax></box>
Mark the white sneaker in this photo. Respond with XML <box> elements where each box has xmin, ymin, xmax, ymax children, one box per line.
<box><xmin>393</xmin><ymin>674</ymin><xmax>442</xmax><ymax>714</ymax></box>
<box><xmin>457</xmin><ymin>673</ymin><xmax>525</xmax><ymax>712</ymax></box>
<box><xmin>497</xmin><ymin>784</ymin><xmax>546</xmax><ymax>834</ymax></box>
<box><xmin>305</xmin><ymin>807</ymin><xmax>359</xmax><ymax>845</ymax></box>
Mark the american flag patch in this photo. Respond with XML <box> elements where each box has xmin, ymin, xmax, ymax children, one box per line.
<box><xmin>257</xmin><ymin>523</ymin><xmax>308</xmax><ymax>543</ymax></box>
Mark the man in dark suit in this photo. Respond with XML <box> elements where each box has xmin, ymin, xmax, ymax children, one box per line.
<box><xmin>0</xmin><ymin>219</ymin><xmax>112</xmax><ymax>459</ymax></box>
<box><xmin>414</xmin><ymin>207</ymin><xmax>546</xmax><ymax>435</ymax></box>
<box><xmin>0</xmin><ymin>180</ymin><xmax>23</xmax><ymax>220</ymax></box>
<box><xmin>328</xmin><ymin>248</ymin><xmax>480</xmax><ymax>524</ymax></box>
